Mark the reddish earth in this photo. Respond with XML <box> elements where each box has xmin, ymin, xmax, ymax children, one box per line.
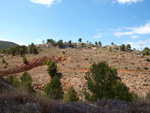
<box><xmin>0</xmin><ymin>56</ymin><xmax>68</xmax><ymax>77</ymax></box>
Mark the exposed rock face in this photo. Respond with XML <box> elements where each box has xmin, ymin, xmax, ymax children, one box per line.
<box><xmin>0</xmin><ymin>56</ymin><xmax>68</xmax><ymax>77</ymax></box>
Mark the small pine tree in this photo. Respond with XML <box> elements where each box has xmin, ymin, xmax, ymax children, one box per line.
<box><xmin>142</xmin><ymin>47</ymin><xmax>150</xmax><ymax>55</ymax></box>
<box><xmin>8</xmin><ymin>75</ymin><xmax>20</xmax><ymax>87</ymax></box>
<box><xmin>2</xmin><ymin>57</ymin><xmax>7</xmax><ymax>64</ymax></box>
<box><xmin>126</xmin><ymin>44</ymin><xmax>131</xmax><ymax>50</ymax></box>
<box><xmin>68</xmin><ymin>40</ymin><xmax>72</xmax><ymax>45</ymax></box>
<box><xmin>78</xmin><ymin>38</ymin><xmax>82</xmax><ymax>43</ymax></box>
<box><xmin>98</xmin><ymin>41</ymin><xmax>102</xmax><ymax>46</ymax></box>
<box><xmin>95</xmin><ymin>41</ymin><xmax>98</xmax><ymax>46</ymax></box>
<box><xmin>47</xmin><ymin>61</ymin><xmax>57</xmax><ymax>78</ymax></box>
<box><xmin>43</xmin><ymin>58</ymin><xmax>51</xmax><ymax>66</ymax></box>
<box><xmin>43</xmin><ymin>75</ymin><xmax>64</xmax><ymax>99</ymax></box>
<box><xmin>20</xmin><ymin>71</ymin><xmax>33</xmax><ymax>93</ymax></box>
<box><xmin>120</xmin><ymin>44</ymin><xmax>125</xmax><ymax>51</ymax></box>
<box><xmin>57</xmin><ymin>40</ymin><xmax>63</xmax><ymax>48</ymax></box>
<box><xmin>23</xmin><ymin>56</ymin><xmax>28</xmax><ymax>64</ymax></box>
<box><xmin>63</xmin><ymin>86</ymin><xmax>79</xmax><ymax>102</ymax></box>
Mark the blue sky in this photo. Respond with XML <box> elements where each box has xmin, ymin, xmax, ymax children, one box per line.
<box><xmin>0</xmin><ymin>0</ymin><xmax>150</xmax><ymax>50</ymax></box>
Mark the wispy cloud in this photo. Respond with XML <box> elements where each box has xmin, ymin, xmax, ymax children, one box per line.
<box><xmin>31</xmin><ymin>39</ymin><xmax>42</xmax><ymax>44</ymax></box>
<box><xmin>116</xmin><ymin>0</ymin><xmax>143</xmax><ymax>4</ymax></box>
<box><xmin>30</xmin><ymin>0</ymin><xmax>61</xmax><ymax>7</ymax></box>
<box><xmin>114</xmin><ymin>22</ymin><xmax>150</xmax><ymax>37</ymax></box>
<box><xmin>95</xmin><ymin>0</ymin><xmax>143</xmax><ymax>4</ymax></box>
<box><xmin>131</xmin><ymin>35</ymin><xmax>139</xmax><ymax>39</ymax></box>
<box><xmin>93</xmin><ymin>33</ymin><xmax>102</xmax><ymax>38</ymax></box>
<box><xmin>125</xmin><ymin>39</ymin><xmax>150</xmax><ymax>50</ymax></box>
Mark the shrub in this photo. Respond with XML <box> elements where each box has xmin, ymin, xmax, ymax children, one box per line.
<box><xmin>98</xmin><ymin>41</ymin><xmax>102</xmax><ymax>46</ymax></box>
<box><xmin>20</xmin><ymin>71</ymin><xmax>33</xmax><ymax>93</ymax></box>
<box><xmin>120</xmin><ymin>44</ymin><xmax>125</xmax><ymax>51</ymax></box>
<box><xmin>62</xmin><ymin>51</ymin><xmax>65</xmax><ymax>55</ymax></box>
<box><xmin>47</xmin><ymin>39</ymin><xmax>55</xmax><ymax>45</ymax></box>
<box><xmin>146</xmin><ymin>58</ymin><xmax>150</xmax><ymax>62</ymax></box>
<box><xmin>78</xmin><ymin>38</ymin><xmax>82</xmax><ymax>43</ymax></box>
<box><xmin>43</xmin><ymin>58</ymin><xmax>51</xmax><ymax>66</ymax></box>
<box><xmin>43</xmin><ymin>75</ymin><xmax>63</xmax><ymax>99</ymax></box>
<box><xmin>47</xmin><ymin>61</ymin><xmax>57</xmax><ymax>78</ymax></box>
<box><xmin>63</xmin><ymin>86</ymin><xmax>79</xmax><ymax>102</ymax></box>
<box><xmin>2</xmin><ymin>57</ymin><xmax>7</xmax><ymax>64</ymax></box>
<box><xmin>29</xmin><ymin>43</ymin><xmax>38</xmax><ymax>54</ymax></box>
<box><xmin>142</xmin><ymin>47</ymin><xmax>150</xmax><ymax>55</ymax></box>
<box><xmin>126</xmin><ymin>44</ymin><xmax>131</xmax><ymax>50</ymax></box>
<box><xmin>68</xmin><ymin>40</ymin><xmax>72</xmax><ymax>45</ymax></box>
<box><xmin>23</xmin><ymin>56</ymin><xmax>28</xmax><ymax>64</ymax></box>
<box><xmin>146</xmin><ymin>91</ymin><xmax>150</xmax><ymax>102</ymax></box>
<box><xmin>8</xmin><ymin>75</ymin><xmax>20</xmax><ymax>87</ymax></box>
<box><xmin>57</xmin><ymin>40</ymin><xmax>63</xmax><ymax>48</ymax></box>
<box><xmin>84</xmin><ymin>62</ymin><xmax>134</xmax><ymax>102</ymax></box>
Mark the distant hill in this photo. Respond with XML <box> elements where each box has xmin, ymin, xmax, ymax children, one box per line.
<box><xmin>0</xmin><ymin>40</ymin><xmax>18</xmax><ymax>49</ymax></box>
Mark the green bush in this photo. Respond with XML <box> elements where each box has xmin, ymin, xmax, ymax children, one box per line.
<box><xmin>29</xmin><ymin>43</ymin><xmax>38</xmax><ymax>54</ymax></box>
<box><xmin>43</xmin><ymin>75</ymin><xmax>64</xmax><ymax>99</ymax></box>
<box><xmin>146</xmin><ymin>91</ymin><xmax>150</xmax><ymax>102</ymax></box>
<box><xmin>126</xmin><ymin>44</ymin><xmax>131</xmax><ymax>50</ymax></box>
<box><xmin>8</xmin><ymin>75</ymin><xmax>20</xmax><ymax>87</ymax></box>
<box><xmin>47</xmin><ymin>61</ymin><xmax>57</xmax><ymax>78</ymax></box>
<box><xmin>78</xmin><ymin>38</ymin><xmax>82</xmax><ymax>43</ymax></box>
<box><xmin>2</xmin><ymin>57</ymin><xmax>7</xmax><ymax>64</ymax></box>
<box><xmin>146</xmin><ymin>58</ymin><xmax>150</xmax><ymax>62</ymax></box>
<box><xmin>142</xmin><ymin>47</ymin><xmax>150</xmax><ymax>55</ymax></box>
<box><xmin>63</xmin><ymin>86</ymin><xmax>79</xmax><ymax>102</ymax></box>
<box><xmin>120</xmin><ymin>44</ymin><xmax>125</xmax><ymax>51</ymax></box>
<box><xmin>43</xmin><ymin>58</ymin><xmax>51</xmax><ymax>66</ymax></box>
<box><xmin>57</xmin><ymin>40</ymin><xmax>63</xmax><ymax>48</ymax></box>
<box><xmin>23</xmin><ymin>56</ymin><xmax>28</xmax><ymax>64</ymax></box>
<box><xmin>20</xmin><ymin>71</ymin><xmax>33</xmax><ymax>93</ymax></box>
<box><xmin>84</xmin><ymin>62</ymin><xmax>134</xmax><ymax>102</ymax></box>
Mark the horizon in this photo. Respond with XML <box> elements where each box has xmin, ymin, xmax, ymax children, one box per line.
<box><xmin>0</xmin><ymin>0</ymin><xmax>150</xmax><ymax>50</ymax></box>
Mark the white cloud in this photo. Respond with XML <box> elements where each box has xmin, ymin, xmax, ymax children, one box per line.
<box><xmin>131</xmin><ymin>35</ymin><xmax>139</xmax><ymax>39</ymax></box>
<box><xmin>116</xmin><ymin>0</ymin><xmax>143</xmax><ymax>4</ymax></box>
<box><xmin>93</xmin><ymin>33</ymin><xmax>102</xmax><ymax>38</ymax></box>
<box><xmin>125</xmin><ymin>39</ymin><xmax>150</xmax><ymax>50</ymax></box>
<box><xmin>31</xmin><ymin>39</ymin><xmax>42</xmax><ymax>44</ymax></box>
<box><xmin>57</xmin><ymin>0</ymin><xmax>62</xmax><ymax>3</ymax></box>
<box><xmin>114</xmin><ymin>22</ymin><xmax>150</xmax><ymax>37</ymax></box>
<box><xmin>30</xmin><ymin>0</ymin><xmax>61</xmax><ymax>7</ymax></box>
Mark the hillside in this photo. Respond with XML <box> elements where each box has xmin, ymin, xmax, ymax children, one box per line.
<box><xmin>0</xmin><ymin>40</ymin><xmax>18</xmax><ymax>49</ymax></box>
<box><xmin>0</xmin><ymin>44</ymin><xmax>150</xmax><ymax>113</ymax></box>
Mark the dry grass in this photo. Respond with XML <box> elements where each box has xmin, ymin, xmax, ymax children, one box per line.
<box><xmin>1</xmin><ymin>46</ymin><xmax>150</xmax><ymax>98</ymax></box>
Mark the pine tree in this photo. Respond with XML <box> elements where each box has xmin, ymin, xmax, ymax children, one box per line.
<box><xmin>43</xmin><ymin>75</ymin><xmax>64</xmax><ymax>99</ymax></box>
<box><xmin>64</xmin><ymin>86</ymin><xmax>79</xmax><ymax>102</ymax></box>
<box><xmin>84</xmin><ymin>62</ymin><xmax>134</xmax><ymax>102</ymax></box>
<box><xmin>20</xmin><ymin>71</ymin><xmax>33</xmax><ymax>93</ymax></box>
<box><xmin>47</xmin><ymin>61</ymin><xmax>57</xmax><ymax>78</ymax></box>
